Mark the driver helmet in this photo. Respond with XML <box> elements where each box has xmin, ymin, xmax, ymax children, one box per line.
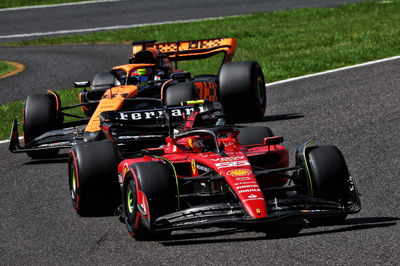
<box><xmin>128</xmin><ymin>67</ymin><xmax>153</xmax><ymax>85</ymax></box>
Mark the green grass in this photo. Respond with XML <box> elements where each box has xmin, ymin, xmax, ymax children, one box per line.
<box><xmin>0</xmin><ymin>61</ymin><xmax>16</xmax><ymax>76</ymax></box>
<box><xmin>0</xmin><ymin>0</ymin><xmax>96</xmax><ymax>8</ymax></box>
<box><xmin>0</xmin><ymin>87</ymin><xmax>82</xmax><ymax>141</ymax></box>
<box><xmin>5</xmin><ymin>1</ymin><xmax>400</xmax><ymax>81</ymax></box>
<box><xmin>1</xmin><ymin>0</ymin><xmax>399</xmax><ymax>140</ymax></box>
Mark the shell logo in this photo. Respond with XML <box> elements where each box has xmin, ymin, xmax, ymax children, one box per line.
<box><xmin>227</xmin><ymin>169</ymin><xmax>251</xmax><ymax>176</ymax></box>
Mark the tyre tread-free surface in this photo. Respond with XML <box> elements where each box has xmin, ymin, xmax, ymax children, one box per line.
<box><xmin>69</xmin><ymin>140</ymin><xmax>120</xmax><ymax>216</ymax></box>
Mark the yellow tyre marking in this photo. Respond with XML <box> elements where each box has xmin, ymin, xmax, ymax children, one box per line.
<box><xmin>0</xmin><ymin>61</ymin><xmax>25</xmax><ymax>79</ymax></box>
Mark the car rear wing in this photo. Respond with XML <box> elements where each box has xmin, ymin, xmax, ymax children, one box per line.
<box><xmin>132</xmin><ymin>38</ymin><xmax>237</xmax><ymax>64</ymax></box>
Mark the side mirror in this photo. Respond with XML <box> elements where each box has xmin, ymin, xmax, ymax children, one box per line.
<box><xmin>74</xmin><ymin>81</ymin><xmax>91</xmax><ymax>88</ymax></box>
<box><xmin>264</xmin><ymin>136</ymin><xmax>284</xmax><ymax>145</ymax></box>
<box><xmin>171</xmin><ymin>71</ymin><xmax>192</xmax><ymax>81</ymax></box>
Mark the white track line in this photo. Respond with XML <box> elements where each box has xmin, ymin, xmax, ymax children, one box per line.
<box><xmin>266</xmin><ymin>55</ymin><xmax>400</xmax><ymax>86</ymax></box>
<box><xmin>1</xmin><ymin>55</ymin><xmax>399</xmax><ymax>144</ymax></box>
<box><xmin>0</xmin><ymin>0</ymin><xmax>122</xmax><ymax>12</ymax></box>
<box><xmin>0</xmin><ymin>16</ymin><xmax>227</xmax><ymax>39</ymax></box>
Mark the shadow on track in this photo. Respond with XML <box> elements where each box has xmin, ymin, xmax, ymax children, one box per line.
<box><xmin>262</xmin><ymin>113</ymin><xmax>304</xmax><ymax>122</ymax></box>
<box><xmin>159</xmin><ymin>216</ymin><xmax>398</xmax><ymax>246</ymax></box>
<box><xmin>23</xmin><ymin>153</ymin><xmax>68</xmax><ymax>165</ymax></box>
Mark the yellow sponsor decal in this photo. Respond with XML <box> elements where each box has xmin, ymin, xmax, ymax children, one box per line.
<box><xmin>191</xmin><ymin>160</ymin><xmax>197</xmax><ymax>175</ymax></box>
<box><xmin>227</xmin><ymin>169</ymin><xmax>251</xmax><ymax>176</ymax></box>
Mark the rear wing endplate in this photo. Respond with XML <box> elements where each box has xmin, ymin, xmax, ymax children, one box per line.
<box><xmin>132</xmin><ymin>38</ymin><xmax>237</xmax><ymax>64</ymax></box>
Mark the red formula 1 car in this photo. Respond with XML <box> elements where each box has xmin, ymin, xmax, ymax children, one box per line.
<box><xmin>68</xmin><ymin>101</ymin><xmax>360</xmax><ymax>240</ymax></box>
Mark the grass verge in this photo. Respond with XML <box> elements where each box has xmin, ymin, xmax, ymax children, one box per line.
<box><xmin>0</xmin><ymin>87</ymin><xmax>82</xmax><ymax>141</ymax></box>
<box><xmin>0</xmin><ymin>0</ymin><xmax>96</xmax><ymax>9</ymax></box>
<box><xmin>1</xmin><ymin>1</ymin><xmax>399</xmax><ymax>140</ymax></box>
<box><xmin>5</xmin><ymin>1</ymin><xmax>400</xmax><ymax>82</ymax></box>
<box><xmin>0</xmin><ymin>61</ymin><xmax>16</xmax><ymax>77</ymax></box>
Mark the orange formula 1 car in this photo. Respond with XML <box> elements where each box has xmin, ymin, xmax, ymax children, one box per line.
<box><xmin>9</xmin><ymin>38</ymin><xmax>267</xmax><ymax>159</ymax></box>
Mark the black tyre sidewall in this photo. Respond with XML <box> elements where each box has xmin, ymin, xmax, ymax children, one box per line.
<box><xmin>307</xmin><ymin>145</ymin><xmax>350</xmax><ymax>203</ymax></box>
<box><xmin>92</xmin><ymin>72</ymin><xmax>115</xmax><ymax>90</ymax></box>
<box><xmin>69</xmin><ymin>141</ymin><xmax>120</xmax><ymax>216</ymax></box>
<box><xmin>122</xmin><ymin>162</ymin><xmax>176</xmax><ymax>239</ymax></box>
<box><xmin>122</xmin><ymin>177</ymin><xmax>140</xmax><ymax>237</ymax></box>
<box><xmin>165</xmin><ymin>82</ymin><xmax>197</xmax><ymax>105</ymax></box>
<box><xmin>23</xmin><ymin>94</ymin><xmax>58</xmax><ymax>143</ymax></box>
<box><xmin>219</xmin><ymin>61</ymin><xmax>266</xmax><ymax>122</ymax></box>
<box><xmin>237</xmin><ymin>126</ymin><xmax>274</xmax><ymax>146</ymax></box>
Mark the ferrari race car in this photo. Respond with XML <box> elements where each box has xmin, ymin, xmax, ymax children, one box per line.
<box><xmin>9</xmin><ymin>37</ymin><xmax>267</xmax><ymax>159</ymax></box>
<box><xmin>68</xmin><ymin>101</ymin><xmax>361</xmax><ymax>240</ymax></box>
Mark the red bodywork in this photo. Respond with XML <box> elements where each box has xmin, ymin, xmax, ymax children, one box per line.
<box><xmin>118</xmin><ymin>131</ymin><xmax>288</xmax><ymax>220</ymax></box>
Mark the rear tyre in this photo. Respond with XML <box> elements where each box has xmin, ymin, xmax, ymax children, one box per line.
<box><xmin>92</xmin><ymin>72</ymin><xmax>115</xmax><ymax>90</ymax></box>
<box><xmin>23</xmin><ymin>94</ymin><xmax>61</xmax><ymax>159</ymax></box>
<box><xmin>164</xmin><ymin>82</ymin><xmax>197</xmax><ymax>105</ymax></box>
<box><xmin>122</xmin><ymin>162</ymin><xmax>176</xmax><ymax>240</ymax></box>
<box><xmin>68</xmin><ymin>141</ymin><xmax>120</xmax><ymax>217</ymax></box>
<box><xmin>80</xmin><ymin>72</ymin><xmax>115</xmax><ymax>117</ymax></box>
<box><xmin>219</xmin><ymin>61</ymin><xmax>266</xmax><ymax>122</ymax></box>
<box><xmin>237</xmin><ymin>126</ymin><xmax>274</xmax><ymax>145</ymax></box>
<box><xmin>304</xmin><ymin>145</ymin><xmax>350</xmax><ymax>224</ymax></box>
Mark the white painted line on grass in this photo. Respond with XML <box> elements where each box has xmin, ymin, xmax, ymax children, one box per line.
<box><xmin>0</xmin><ymin>16</ymin><xmax>227</xmax><ymax>39</ymax></box>
<box><xmin>0</xmin><ymin>137</ymin><xmax>21</xmax><ymax>145</ymax></box>
<box><xmin>266</xmin><ymin>55</ymin><xmax>400</xmax><ymax>86</ymax></box>
<box><xmin>0</xmin><ymin>0</ymin><xmax>122</xmax><ymax>12</ymax></box>
<box><xmin>1</xmin><ymin>55</ymin><xmax>399</xmax><ymax>144</ymax></box>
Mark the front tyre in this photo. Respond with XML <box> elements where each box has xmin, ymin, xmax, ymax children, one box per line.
<box><xmin>304</xmin><ymin>145</ymin><xmax>351</xmax><ymax>224</ymax></box>
<box><xmin>219</xmin><ymin>61</ymin><xmax>266</xmax><ymax>122</ymax></box>
<box><xmin>68</xmin><ymin>141</ymin><xmax>120</xmax><ymax>217</ymax></box>
<box><xmin>23</xmin><ymin>94</ymin><xmax>62</xmax><ymax>159</ymax></box>
<box><xmin>122</xmin><ymin>162</ymin><xmax>176</xmax><ymax>240</ymax></box>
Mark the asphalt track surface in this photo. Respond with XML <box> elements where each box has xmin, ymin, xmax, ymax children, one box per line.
<box><xmin>0</xmin><ymin>44</ymin><xmax>131</xmax><ymax>104</ymax></box>
<box><xmin>0</xmin><ymin>0</ymin><xmax>372</xmax><ymax>104</ymax></box>
<box><xmin>1</xmin><ymin>57</ymin><xmax>399</xmax><ymax>265</ymax></box>
<box><xmin>1</xmin><ymin>0</ymin><xmax>399</xmax><ymax>265</ymax></box>
<box><xmin>1</xmin><ymin>0</ymin><xmax>371</xmax><ymax>43</ymax></box>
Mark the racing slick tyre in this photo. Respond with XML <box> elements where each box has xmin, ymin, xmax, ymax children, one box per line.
<box><xmin>237</xmin><ymin>126</ymin><xmax>274</xmax><ymax>145</ymax></box>
<box><xmin>164</xmin><ymin>82</ymin><xmax>198</xmax><ymax>106</ymax></box>
<box><xmin>219</xmin><ymin>61</ymin><xmax>266</xmax><ymax>122</ymax></box>
<box><xmin>122</xmin><ymin>162</ymin><xmax>177</xmax><ymax>240</ymax></box>
<box><xmin>92</xmin><ymin>72</ymin><xmax>115</xmax><ymax>90</ymax></box>
<box><xmin>68</xmin><ymin>140</ymin><xmax>120</xmax><ymax>217</ymax></box>
<box><xmin>23</xmin><ymin>93</ymin><xmax>62</xmax><ymax>159</ymax></box>
<box><xmin>80</xmin><ymin>72</ymin><xmax>115</xmax><ymax>117</ymax></box>
<box><xmin>304</xmin><ymin>145</ymin><xmax>351</xmax><ymax>225</ymax></box>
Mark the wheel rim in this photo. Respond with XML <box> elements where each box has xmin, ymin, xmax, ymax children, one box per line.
<box><xmin>256</xmin><ymin>77</ymin><xmax>265</xmax><ymax>106</ymax></box>
<box><xmin>127</xmin><ymin>189</ymin><xmax>134</xmax><ymax>213</ymax></box>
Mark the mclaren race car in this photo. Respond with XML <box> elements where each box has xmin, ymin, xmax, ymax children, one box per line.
<box><xmin>9</xmin><ymin>37</ymin><xmax>267</xmax><ymax>159</ymax></box>
<box><xmin>68</xmin><ymin>101</ymin><xmax>361</xmax><ymax>240</ymax></box>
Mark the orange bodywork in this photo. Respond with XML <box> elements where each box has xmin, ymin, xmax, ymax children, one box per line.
<box><xmin>84</xmin><ymin>64</ymin><xmax>154</xmax><ymax>133</ymax></box>
<box><xmin>132</xmin><ymin>38</ymin><xmax>237</xmax><ymax>64</ymax></box>
<box><xmin>85</xmin><ymin>85</ymin><xmax>138</xmax><ymax>133</ymax></box>
<box><xmin>194</xmin><ymin>81</ymin><xmax>218</xmax><ymax>102</ymax></box>
<box><xmin>83</xmin><ymin>37</ymin><xmax>236</xmax><ymax>134</ymax></box>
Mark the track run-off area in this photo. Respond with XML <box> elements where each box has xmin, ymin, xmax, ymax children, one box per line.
<box><xmin>0</xmin><ymin>0</ymin><xmax>399</xmax><ymax>264</ymax></box>
<box><xmin>1</xmin><ymin>56</ymin><xmax>399</xmax><ymax>264</ymax></box>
